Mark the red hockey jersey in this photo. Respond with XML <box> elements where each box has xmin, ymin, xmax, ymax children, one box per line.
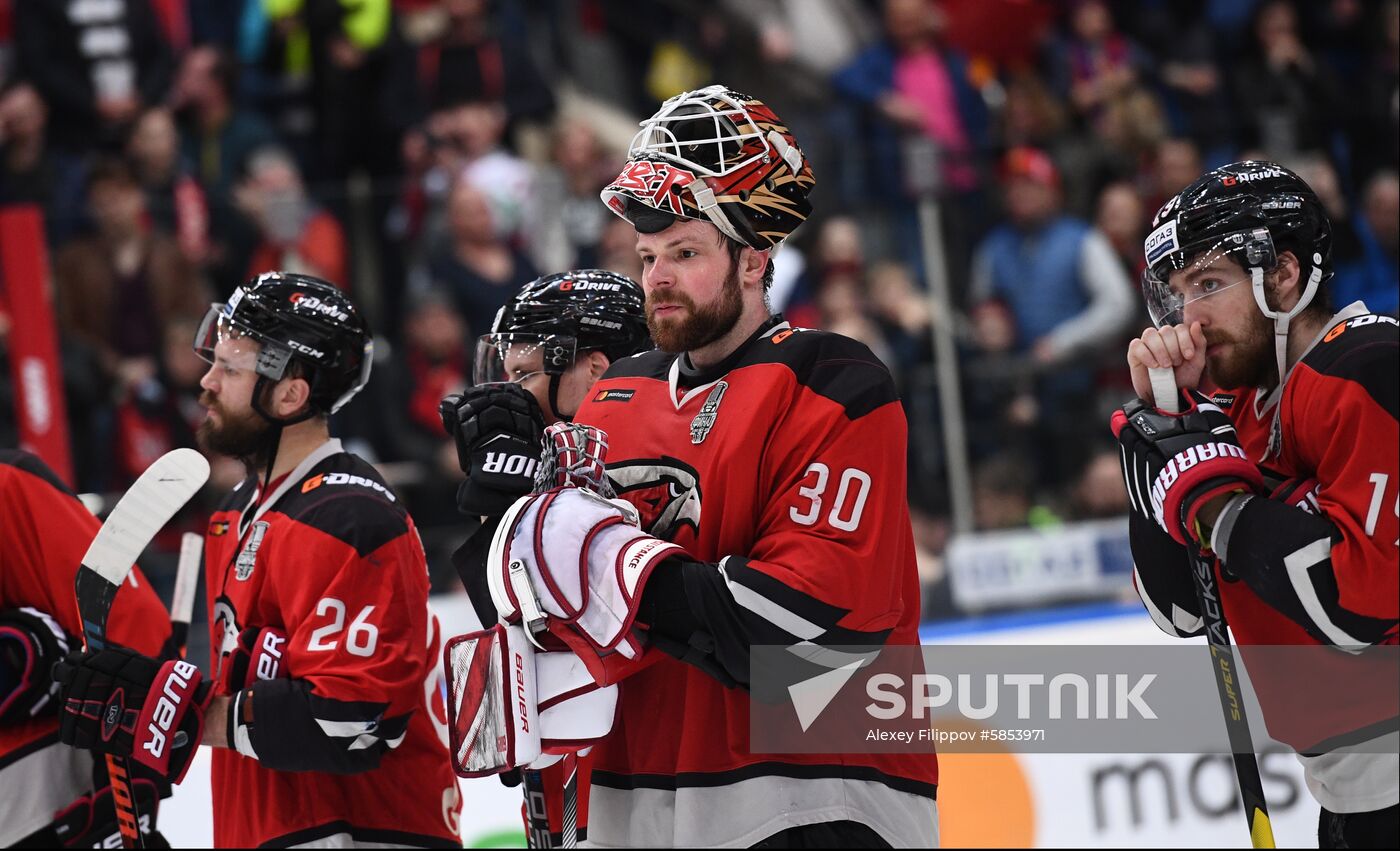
<box><xmin>1130</xmin><ymin>304</ymin><xmax>1399</xmax><ymax>812</ymax></box>
<box><xmin>0</xmin><ymin>450</ymin><xmax>172</xmax><ymax>844</ymax></box>
<box><xmin>572</xmin><ymin>319</ymin><xmax>938</xmax><ymax>847</ymax></box>
<box><xmin>202</xmin><ymin>439</ymin><xmax>461</xmax><ymax>847</ymax></box>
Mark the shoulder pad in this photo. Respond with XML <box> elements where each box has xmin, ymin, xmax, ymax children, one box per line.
<box><xmin>280</xmin><ymin>454</ymin><xmax>410</xmax><ymax>557</ymax></box>
<box><xmin>749</xmin><ymin>327</ymin><xmax>900</xmax><ymax>419</ymax></box>
<box><xmin>1302</xmin><ymin>313</ymin><xmax>1399</xmax><ymax>418</ymax></box>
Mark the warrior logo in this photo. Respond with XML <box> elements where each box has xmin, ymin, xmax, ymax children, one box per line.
<box><xmin>607</xmin><ymin>457</ymin><xmax>703</xmax><ymax>541</ymax></box>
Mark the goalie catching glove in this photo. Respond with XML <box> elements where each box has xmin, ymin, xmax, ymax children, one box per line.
<box><xmin>1111</xmin><ymin>388</ymin><xmax>1264</xmax><ymax>550</ymax></box>
<box><xmin>487</xmin><ymin>486</ymin><xmax>687</xmax><ymax>684</ymax></box>
<box><xmin>52</xmin><ymin>646</ymin><xmax>211</xmax><ymax>784</ymax></box>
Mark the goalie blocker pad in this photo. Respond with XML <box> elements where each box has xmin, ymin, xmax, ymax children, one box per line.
<box><xmin>444</xmin><ymin>623</ymin><xmax>617</xmax><ymax>777</ymax></box>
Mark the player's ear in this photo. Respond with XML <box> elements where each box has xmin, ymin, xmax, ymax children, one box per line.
<box><xmin>1269</xmin><ymin>250</ymin><xmax>1303</xmax><ymax>312</ymax></box>
<box><xmin>272</xmin><ymin>375</ymin><xmax>312</xmax><ymax>418</ymax></box>
<box><xmin>743</xmin><ymin>247</ymin><xmax>769</xmax><ymax>290</ymax></box>
<box><xmin>585</xmin><ymin>350</ymin><xmax>610</xmax><ymax>383</ymax></box>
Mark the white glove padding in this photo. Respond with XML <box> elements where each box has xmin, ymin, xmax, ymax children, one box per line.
<box><xmin>487</xmin><ymin>487</ymin><xmax>686</xmax><ymax>669</ymax></box>
<box><xmin>444</xmin><ymin>622</ymin><xmax>618</xmax><ymax>777</ymax></box>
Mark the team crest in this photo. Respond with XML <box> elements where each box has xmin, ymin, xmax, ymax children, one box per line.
<box><xmin>235</xmin><ymin>521</ymin><xmax>269</xmax><ymax>581</ymax></box>
<box><xmin>608</xmin><ymin>458</ymin><xmax>703</xmax><ymax>541</ymax></box>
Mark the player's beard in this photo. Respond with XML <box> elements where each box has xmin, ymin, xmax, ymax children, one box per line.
<box><xmin>197</xmin><ymin>391</ymin><xmax>276</xmax><ymax>464</ymax></box>
<box><xmin>646</xmin><ymin>258</ymin><xmax>744</xmax><ymax>353</ymax></box>
<box><xmin>1204</xmin><ymin>310</ymin><xmax>1274</xmax><ymax>390</ymax></box>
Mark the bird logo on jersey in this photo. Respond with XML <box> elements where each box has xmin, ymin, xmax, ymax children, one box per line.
<box><xmin>607</xmin><ymin>458</ymin><xmax>703</xmax><ymax>541</ymax></box>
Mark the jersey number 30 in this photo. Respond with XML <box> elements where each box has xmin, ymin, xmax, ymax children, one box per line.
<box><xmin>791</xmin><ymin>463</ymin><xmax>871</xmax><ymax>532</ymax></box>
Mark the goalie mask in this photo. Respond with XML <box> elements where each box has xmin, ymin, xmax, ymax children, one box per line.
<box><xmin>600</xmin><ymin>85</ymin><xmax>816</xmax><ymax>250</ymax></box>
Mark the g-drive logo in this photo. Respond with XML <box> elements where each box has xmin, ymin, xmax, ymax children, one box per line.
<box><xmin>789</xmin><ymin>665</ymin><xmax>1158</xmax><ymax>732</ymax></box>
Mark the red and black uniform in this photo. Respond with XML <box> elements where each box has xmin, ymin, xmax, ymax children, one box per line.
<box><xmin>0</xmin><ymin>449</ymin><xmax>171</xmax><ymax>844</ymax></box>
<box><xmin>1130</xmin><ymin>304</ymin><xmax>1399</xmax><ymax>814</ymax></box>
<box><xmin>203</xmin><ymin>439</ymin><xmax>461</xmax><ymax>848</ymax></box>
<box><xmin>573</xmin><ymin>317</ymin><xmax>938</xmax><ymax>848</ymax></box>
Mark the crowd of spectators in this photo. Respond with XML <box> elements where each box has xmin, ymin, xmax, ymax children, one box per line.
<box><xmin>1</xmin><ymin>0</ymin><xmax>1396</xmax><ymax>603</ymax></box>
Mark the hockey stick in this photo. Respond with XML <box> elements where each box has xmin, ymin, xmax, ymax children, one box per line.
<box><xmin>1149</xmin><ymin>368</ymin><xmax>1276</xmax><ymax>849</ymax></box>
<box><xmin>73</xmin><ymin>449</ymin><xmax>211</xmax><ymax>849</ymax></box>
<box><xmin>170</xmin><ymin>533</ymin><xmax>204</xmax><ymax>659</ymax></box>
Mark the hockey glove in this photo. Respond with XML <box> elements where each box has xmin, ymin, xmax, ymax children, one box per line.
<box><xmin>52</xmin><ymin>647</ymin><xmax>211</xmax><ymax>784</ymax></box>
<box><xmin>0</xmin><ymin>607</ymin><xmax>70</xmax><ymax>723</ymax></box>
<box><xmin>488</xmin><ymin>487</ymin><xmax>686</xmax><ymax>684</ymax></box>
<box><xmin>1111</xmin><ymin>389</ymin><xmax>1263</xmax><ymax>550</ymax></box>
<box><xmin>50</xmin><ymin>777</ymin><xmax>167</xmax><ymax>848</ymax></box>
<box><xmin>1270</xmin><ymin>476</ymin><xmax>1322</xmax><ymax>515</ymax></box>
<box><xmin>218</xmin><ymin>625</ymin><xmax>290</xmax><ymax>693</ymax></box>
<box><xmin>441</xmin><ymin>383</ymin><xmax>547</xmax><ymax>516</ymax></box>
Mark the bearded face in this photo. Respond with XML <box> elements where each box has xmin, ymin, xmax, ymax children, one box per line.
<box><xmin>646</xmin><ymin>256</ymin><xmax>744</xmax><ymax>353</ymax></box>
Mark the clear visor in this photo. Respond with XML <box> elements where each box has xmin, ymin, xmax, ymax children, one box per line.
<box><xmin>472</xmin><ymin>334</ymin><xmax>577</xmax><ymax>387</ymax></box>
<box><xmin>193</xmin><ymin>304</ymin><xmax>280</xmax><ymax>376</ymax></box>
<box><xmin>1141</xmin><ymin>236</ymin><xmax>1268</xmax><ymax>328</ymax></box>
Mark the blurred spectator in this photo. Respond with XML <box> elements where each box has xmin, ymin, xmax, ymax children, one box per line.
<box><xmin>111</xmin><ymin>315</ymin><xmax>206</xmax><ymax>487</ymax></box>
<box><xmin>170</xmin><ymin>44</ymin><xmax>278</xmax><ymax>295</ymax></box>
<box><xmin>1094</xmin><ymin>180</ymin><xmax>1147</xmax><ymax>277</ymax></box>
<box><xmin>1068</xmin><ymin>445</ymin><xmax>1129</xmax><ymax>520</ymax></box>
<box><xmin>832</xmin><ymin>0</ymin><xmax>982</xmax><ymax>196</ymax></box>
<box><xmin>1047</xmin><ymin>0</ymin><xmax>1161</xmax><ymax>159</ymax></box>
<box><xmin>1334</xmin><ymin>170</ymin><xmax>1400</xmax><ymax>315</ymax></box>
<box><xmin>972</xmin><ymin>451</ymin><xmax>1033</xmax><ymax>530</ymax></box>
<box><xmin>1147</xmin><ymin>136</ymin><xmax>1203</xmax><ymax>215</ymax></box>
<box><xmin>814</xmin><ymin>271</ymin><xmax>898</xmax><ymax>375</ymax></box>
<box><xmin>784</xmin><ymin>215</ymin><xmax>867</xmax><ymax>330</ymax></box>
<box><xmin>596</xmin><ymin>215</ymin><xmax>645</xmax><ymax>284</ymax></box>
<box><xmin>416</xmin><ymin>176</ymin><xmax>538</xmax><ymax>340</ymax></box>
<box><xmin>1351</xmin><ymin>0</ymin><xmax>1399</xmax><ymax>184</ymax></box>
<box><xmin>52</xmin><ymin>158</ymin><xmax>207</xmax><ymax>396</ymax></box>
<box><xmin>126</xmin><ymin>106</ymin><xmax>209</xmax><ymax>263</ymax></box>
<box><xmin>535</xmin><ymin>118</ymin><xmax>621</xmax><ymax>270</ymax></box>
<box><xmin>1233</xmin><ymin>0</ymin><xmax>1342</xmax><ymax>158</ymax></box>
<box><xmin>1136</xmin><ymin>1</ymin><xmax>1236</xmax><ymax>163</ymax></box>
<box><xmin>0</xmin><ymin>82</ymin><xmax>88</xmax><ymax>236</ymax></box>
<box><xmin>12</xmin><ymin>0</ymin><xmax>174</xmax><ymax>152</ymax></box>
<box><xmin>411</xmin><ymin>0</ymin><xmax>554</xmax><ymax>130</ymax></box>
<box><xmin>236</xmin><ymin>146</ymin><xmax>348</xmax><ymax>286</ymax></box>
<box><xmin>867</xmin><ymin>260</ymin><xmax>932</xmax><ymax>371</ymax></box>
<box><xmin>968</xmin><ymin>147</ymin><xmax>1135</xmax><ymax>488</ymax></box>
<box><xmin>171</xmin><ymin>45</ymin><xmax>278</xmax><ymax>198</ymax></box>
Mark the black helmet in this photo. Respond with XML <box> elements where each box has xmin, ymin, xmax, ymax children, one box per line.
<box><xmin>195</xmin><ymin>272</ymin><xmax>372</xmax><ymax>421</ymax></box>
<box><xmin>473</xmin><ymin>270</ymin><xmax>649</xmax><ymax>386</ymax></box>
<box><xmin>1143</xmin><ymin>160</ymin><xmax>1332</xmax><ymax>327</ymax></box>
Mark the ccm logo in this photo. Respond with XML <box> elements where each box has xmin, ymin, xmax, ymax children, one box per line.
<box><xmin>514</xmin><ymin>653</ymin><xmax>530</xmax><ymax>732</ymax></box>
<box><xmin>143</xmin><ymin>661</ymin><xmax>199</xmax><ymax>759</ymax></box>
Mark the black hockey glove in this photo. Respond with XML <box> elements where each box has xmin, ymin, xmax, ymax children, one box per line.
<box><xmin>1111</xmin><ymin>388</ymin><xmax>1263</xmax><ymax>551</ymax></box>
<box><xmin>50</xmin><ymin>777</ymin><xmax>168</xmax><ymax>848</ymax></box>
<box><xmin>0</xmin><ymin>606</ymin><xmax>71</xmax><ymax>723</ymax></box>
<box><xmin>440</xmin><ymin>383</ymin><xmax>546</xmax><ymax>517</ymax></box>
<box><xmin>52</xmin><ymin>646</ymin><xmax>211</xmax><ymax>784</ymax></box>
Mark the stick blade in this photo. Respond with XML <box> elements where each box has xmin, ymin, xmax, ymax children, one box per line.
<box><xmin>171</xmin><ymin>532</ymin><xmax>204</xmax><ymax>627</ymax></box>
<box><xmin>80</xmin><ymin>448</ymin><xmax>210</xmax><ymax>588</ymax></box>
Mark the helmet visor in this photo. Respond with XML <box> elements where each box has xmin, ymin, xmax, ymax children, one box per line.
<box><xmin>1140</xmin><ymin>240</ymin><xmax>1257</xmax><ymax>328</ymax></box>
<box><xmin>193</xmin><ymin>304</ymin><xmax>277</xmax><ymax>376</ymax></box>
<box><xmin>472</xmin><ymin>334</ymin><xmax>578</xmax><ymax>387</ymax></box>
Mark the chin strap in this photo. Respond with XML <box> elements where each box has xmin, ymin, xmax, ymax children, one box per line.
<box><xmin>1249</xmin><ymin>255</ymin><xmax>1323</xmax><ymax>458</ymax></box>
